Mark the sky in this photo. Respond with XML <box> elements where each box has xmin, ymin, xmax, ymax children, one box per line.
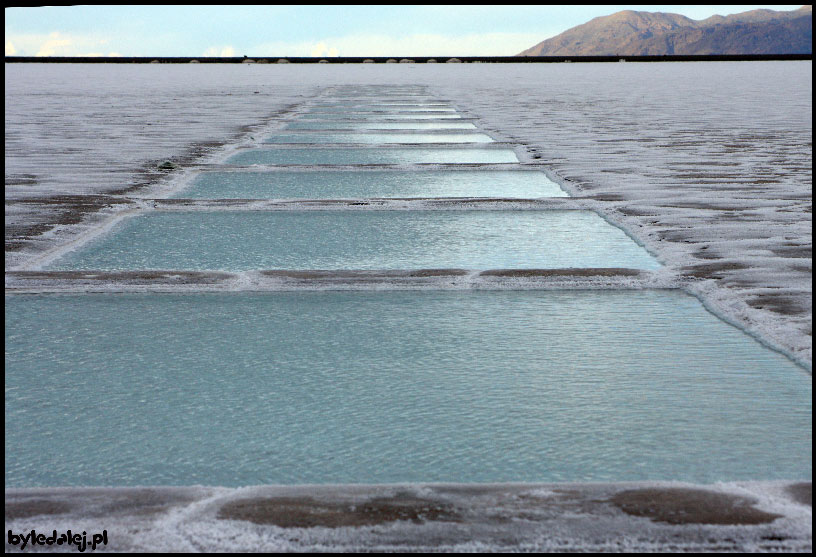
<box><xmin>4</xmin><ymin>5</ymin><xmax>804</xmax><ymax>58</ymax></box>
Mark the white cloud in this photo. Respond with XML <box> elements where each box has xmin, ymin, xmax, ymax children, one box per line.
<box><xmin>309</xmin><ymin>42</ymin><xmax>339</xmax><ymax>57</ymax></box>
<box><xmin>5</xmin><ymin>31</ymin><xmax>117</xmax><ymax>57</ymax></box>
<box><xmin>76</xmin><ymin>52</ymin><xmax>123</xmax><ymax>57</ymax></box>
<box><xmin>253</xmin><ymin>32</ymin><xmax>545</xmax><ymax>57</ymax></box>
<box><xmin>35</xmin><ymin>32</ymin><xmax>73</xmax><ymax>56</ymax></box>
<box><xmin>203</xmin><ymin>45</ymin><xmax>236</xmax><ymax>57</ymax></box>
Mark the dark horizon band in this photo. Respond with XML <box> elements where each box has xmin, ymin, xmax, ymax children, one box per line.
<box><xmin>5</xmin><ymin>53</ymin><xmax>812</xmax><ymax>64</ymax></box>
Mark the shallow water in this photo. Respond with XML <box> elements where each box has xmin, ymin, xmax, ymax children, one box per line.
<box><xmin>285</xmin><ymin>121</ymin><xmax>478</xmax><ymax>130</ymax></box>
<box><xmin>226</xmin><ymin>147</ymin><xmax>518</xmax><ymax>165</ymax></box>
<box><xmin>311</xmin><ymin>103</ymin><xmax>454</xmax><ymax>108</ymax></box>
<box><xmin>45</xmin><ymin>210</ymin><xmax>659</xmax><ymax>271</ymax></box>
<box><xmin>172</xmin><ymin>170</ymin><xmax>567</xmax><ymax>199</ymax></box>
<box><xmin>6</xmin><ymin>290</ymin><xmax>810</xmax><ymax>487</ymax></box>
<box><xmin>263</xmin><ymin>132</ymin><xmax>494</xmax><ymax>144</ymax></box>
<box><xmin>300</xmin><ymin>113</ymin><xmax>463</xmax><ymax>119</ymax></box>
<box><xmin>307</xmin><ymin>106</ymin><xmax>457</xmax><ymax>113</ymax></box>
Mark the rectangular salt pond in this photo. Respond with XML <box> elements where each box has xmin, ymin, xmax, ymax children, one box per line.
<box><xmin>312</xmin><ymin>103</ymin><xmax>454</xmax><ymax>109</ymax></box>
<box><xmin>171</xmin><ymin>170</ymin><xmax>568</xmax><ymax>199</ymax></box>
<box><xmin>263</xmin><ymin>132</ymin><xmax>494</xmax><ymax>144</ymax></box>
<box><xmin>6</xmin><ymin>290</ymin><xmax>810</xmax><ymax>487</ymax></box>
<box><xmin>285</xmin><ymin>121</ymin><xmax>478</xmax><ymax>130</ymax></box>
<box><xmin>45</xmin><ymin>210</ymin><xmax>659</xmax><ymax>271</ymax></box>
<box><xmin>307</xmin><ymin>107</ymin><xmax>457</xmax><ymax>113</ymax></box>
<box><xmin>226</xmin><ymin>148</ymin><xmax>518</xmax><ymax>165</ymax></box>
<box><xmin>300</xmin><ymin>113</ymin><xmax>463</xmax><ymax>119</ymax></box>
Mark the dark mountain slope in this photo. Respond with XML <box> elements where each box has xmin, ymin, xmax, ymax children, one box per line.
<box><xmin>519</xmin><ymin>6</ymin><xmax>812</xmax><ymax>56</ymax></box>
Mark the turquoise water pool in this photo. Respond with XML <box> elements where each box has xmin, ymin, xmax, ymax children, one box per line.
<box><xmin>225</xmin><ymin>148</ymin><xmax>518</xmax><ymax>165</ymax></box>
<box><xmin>263</xmin><ymin>132</ymin><xmax>494</xmax><ymax>144</ymax></box>
<box><xmin>307</xmin><ymin>106</ymin><xmax>457</xmax><ymax>113</ymax></box>
<box><xmin>6</xmin><ymin>290</ymin><xmax>810</xmax><ymax>487</ymax></box>
<box><xmin>300</xmin><ymin>113</ymin><xmax>463</xmax><ymax>119</ymax></box>
<box><xmin>171</xmin><ymin>170</ymin><xmax>567</xmax><ymax>199</ymax></box>
<box><xmin>285</xmin><ymin>121</ymin><xmax>478</xmax><ymax>130</ymax></box>
<box><xmin>44</xmin><ymin>210</ymin><xmax>659</xmax><ymax>271</ymax></box>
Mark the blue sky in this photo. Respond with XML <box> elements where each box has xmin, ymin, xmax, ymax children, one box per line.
<box><xmin>5</xmin><ymin>5</ymin><xmax>804</xmax><ymax>57</ymax></box>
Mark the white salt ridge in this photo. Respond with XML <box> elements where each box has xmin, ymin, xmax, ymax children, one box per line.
<box><xmin>5</xmin><ymin>269</ymin><xmax>678</xmax><ymax>294</ymax></box>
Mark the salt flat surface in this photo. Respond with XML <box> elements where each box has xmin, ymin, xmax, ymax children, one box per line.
<box><xmin>7</xmin><ymin>62</ymin><xmax>808</xmax><ymax>367</ymax></box>
<box><xmin>4</xmin><ymin>64</ymin><xmax>306</xmax><ymax>199</ymax></box>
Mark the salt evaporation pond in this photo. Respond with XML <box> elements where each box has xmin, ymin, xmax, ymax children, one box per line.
<box><xmin>45</xmin><ymin>210</ymin><xmax>659</xmax><ymax>271</ymax></box>
<box><xmin>300</xmin><ymin>113</ymin><xmax>463</xmax><ymax>119</ymax></box>
<box><xmin>285</xmin><ymin>121</ymin><xmax>478</xmax><ymax>130</ymax></box>
<box><xmin>226</xmin><ymin>148</ymin><xmax>518</xmax><ymax>165</ymax></box>
<box><xmin>307</xmin><ymin>106</ymin><xmax>457</xmax><ymax>113</ymax></box>
<box><xmin>263</xmin><ymin>132</ymin><xmax>494</xmax><ymax>144</ymax></box>
<box><xmin>311</xmin><ymin>103</ymin><xmax>454</xmax><ymax>109</ymax></box>
<box><xmin>172</xmin><ymin>170</ymin><xmax>567</xmax><ymax>199</ymax></box>
<box><xmin>5</xmin><ymin>290</ymin><xmax>810</xmax><ymax>487</ymax></box>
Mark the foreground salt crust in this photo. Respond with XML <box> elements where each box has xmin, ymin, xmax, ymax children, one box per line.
<box><xmin>4</xmin><ymin>62</ymin><xmax>811</xmax><ymax>367</ymax></box>
<box><xmin>4</xmin><ymin>481</ymin><xmax>812</xmax><ymax>552</ymax></box>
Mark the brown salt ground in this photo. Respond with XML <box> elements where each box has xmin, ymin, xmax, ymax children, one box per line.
<box><xmin>5</xmin><ymin>488</ymin><xmax>206</xmax><ymax>521</ymax></box>
<box><xmin>787</xmin><ymin>482</ymin><xmax>812</xmax><ymax>506</ymax></box>
<box><xmin>215</xmin><ymin>487</ymin><xmax>789</xmax><ymax>529</ymax></box>
<box><xmin>218</xmin><ymin>493</ymin><xmax>461</xmax><ymax>528</ymax></box>
<box><xmin>609</xmin><ymin>488</ymin><xmax>782</xmax><ymax>525</ymax></box>
<box><xmin>4</xmin><ymin>500</ymin><xmax>73</xmax><ymax>521</ymax></box>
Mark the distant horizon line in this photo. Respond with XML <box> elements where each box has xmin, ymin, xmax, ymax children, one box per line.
<box><xmin>5</xmin><ymin>54</ymin><xmax>812</xmax><ymax>64</ymax></box>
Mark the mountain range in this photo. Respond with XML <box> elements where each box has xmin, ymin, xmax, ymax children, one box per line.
<box><xmin>519</xmin><ymin>5</ymin><xmax>812</xmax><ymax>56</ymax></box>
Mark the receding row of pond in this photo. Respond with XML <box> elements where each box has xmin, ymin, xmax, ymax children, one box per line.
<box><xmin>6</xmin><ymin>85</ymin><xmax>811</xmax><ymax>489</ymax></box>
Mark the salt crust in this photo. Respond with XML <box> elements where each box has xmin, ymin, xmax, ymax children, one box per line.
<box><xmin>4</xmin><ymin>481</ymin><xmax>811</xmax><ymax>552</ymax></box>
